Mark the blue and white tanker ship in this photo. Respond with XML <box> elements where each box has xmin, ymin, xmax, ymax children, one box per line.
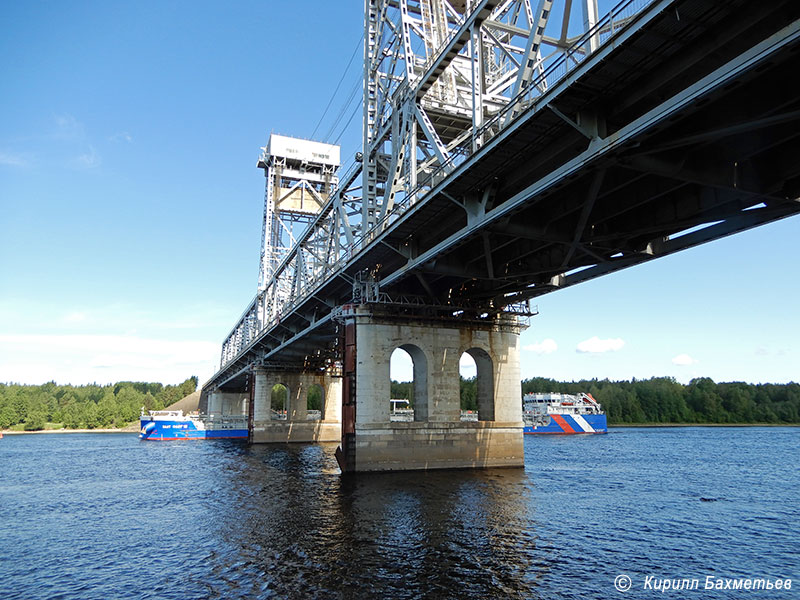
<box><xmin>139</xmin><ymin>409</ymin><xmax>248</xmax><ymax>441</ymax></box>
<box><xmin>523</xmin><ymin>392</ymin><xmax>607</xmax><ymax>434</ymax></box>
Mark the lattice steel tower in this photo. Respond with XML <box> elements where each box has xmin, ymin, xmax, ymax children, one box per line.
<box><xmin>257</xmin><ymin>135</ymin><xmax>340</xmax><ymax>291</ymax></box>
<box><xmin>361</xmin><ymin>0</ymin><xmax>602</xmax><ymax>234</ymax></box>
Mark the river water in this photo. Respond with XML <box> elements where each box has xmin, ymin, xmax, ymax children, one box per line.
<box><xmin>1</xmin><ymin>427</ymin><xmax>797</xmax><ymax>599</ymax></box>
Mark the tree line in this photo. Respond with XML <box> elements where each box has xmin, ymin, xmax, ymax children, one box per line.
<box><xmin>391</xmin><ymin>376</ymin><xmax>800</xmax><ymax>424</ymax></box>
<box><xmin>522</xmin><ymin>377</ymin><xmax>799</xmax><ymax>424</ymax></box>
<box><xmin>0</xmin><ymin>377</ymin><xmax>198</xmax><ymax>431</ymax></box>
<box><xmin>4</xmin><ymin>374</ymin><xmax>798</xmax><ymax>430</ymax></box>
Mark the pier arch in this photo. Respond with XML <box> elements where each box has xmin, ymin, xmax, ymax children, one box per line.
<box><xmin>389</xmin><ymin>345</ymin><xmax>429</xmax><ymax>422</ymax></box>
<box><xmin>461</xmin><ymin>347</ymin><xmax>495</xmax><ymax>422</ymax></box>
<box><xmin>307</xmin><ymin>383</ymin><xmax>324</xmax><ymax>420</ymax></box>
<box><xmin>271</xmin><ymin>383</ymin><xmax>288</xmax><ymax>420</ymax></box>
<box><xmin>458</xmin><ymin>352</ymin><xmax>477</xmax><ymax>421</ymax></box>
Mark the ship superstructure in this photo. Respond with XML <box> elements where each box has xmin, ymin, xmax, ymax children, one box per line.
<box><xmin>523</xmin><ymin>392</ymin><xmax>607</xmax><ymax>434</ymax></box>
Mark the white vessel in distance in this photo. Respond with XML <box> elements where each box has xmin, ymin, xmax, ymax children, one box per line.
<box><xmin>523</xmin><ymin>392</ymin><xmax>607</xmax><ymax>434</ymax></box>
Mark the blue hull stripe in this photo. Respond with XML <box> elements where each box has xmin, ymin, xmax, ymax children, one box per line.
<box><xmin>524</xmin><ymin>414</ymin><xmax>607</xmax><ymax>434</ymax></box>
<box><xmin>139</xmin><ymin>419</ymin><xmax>248</xmax><ymax>441</ymax></box>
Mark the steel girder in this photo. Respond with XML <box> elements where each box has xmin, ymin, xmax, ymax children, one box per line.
<box><xmin>360</xmin><ymin>0</ymin><xmax>614</xmax><ymax>236</ymax></box>
<box><xmin>218</xmin><ymin>0</ymin><xmax>614</xmax><ymax>375</ymax></box>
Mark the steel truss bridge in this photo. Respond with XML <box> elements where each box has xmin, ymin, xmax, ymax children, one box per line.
<box><xmin>206</xmin><ymin>0</ymin><xmax>800</xmax><ymax>393</ymax></box>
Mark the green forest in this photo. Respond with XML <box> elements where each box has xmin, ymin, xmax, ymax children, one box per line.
<box><xmin>3</xmin><ymin>374</ymin><xmax>799</xmax><ymax>431</ymax></box>
<box><xmin>0</xmin><ymin>377</ymin><xmax>198</xmax><ymax>431</ymax></box>
<box><xmin>392</xmin><ymin>376</ymin><xmax>800</xmax><ymax>425</ymax></box>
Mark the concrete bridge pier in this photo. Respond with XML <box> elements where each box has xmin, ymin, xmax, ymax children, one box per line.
<box><xmin>250</xmin><ymin>367</ymin><xmax>341</xmax><ymax>443</ymax></box>
<box><xmin>206</xmin><ymin>391</ymin><xmax>248</xmax><ymax>416</ymax></box>
<box><xmin>336</xmin><ymin>304</ymin><xmax>525</xmax><ymax>473</ymax></box>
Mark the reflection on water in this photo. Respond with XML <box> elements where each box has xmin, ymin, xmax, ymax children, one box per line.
<box><xmin>205</xmin><ymin>444</ymin><xmax>540</xmax><ymax>599</ymax></box>
<box><xmin>1</xmin><ymin>428</ymin><xmax>798</xmax><ymax>599</ymax></box>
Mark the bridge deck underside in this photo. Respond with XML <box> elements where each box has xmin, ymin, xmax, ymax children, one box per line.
<box><xmin>212</xmin><ymin>0</ymin><xmax>800</xmax><ymax>391</ymax></box>
<box><xmin>370</xmin><ymin>0</ymin><xmax>800</xmax><ymax>303</ymax></box>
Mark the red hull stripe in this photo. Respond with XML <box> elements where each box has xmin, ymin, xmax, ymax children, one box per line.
<box><xmin>523</xmin><ymin>431</ymin><xmax>603</xmax><ymax>435</ymax></box>
<box><xmin>551</xmin><ymin>414</ymin><xmax>575</xmax><ymax>433</ymax></box>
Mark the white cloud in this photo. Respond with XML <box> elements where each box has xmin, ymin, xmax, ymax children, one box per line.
<box><xmin>755</xmin><ymin>347</ymin><xmax>790</xmax><ymax>357</ymax></box>
<box><xmin>63</xmin><ymin>311</ymin><xmax>88</xmax><ymax>324</ymax></box>
<box><xmin>109</xmin><ymin>131</ymin><xmax>133</xmax><ymax>143</ymax></box>
<box><xmin>576</xmin><ymin>336</ymin><xmax>625</xmax><ymax>354</ymax></box>
<box><xmin>48</xmin><ymin>303</ymin><xmax>234</xmax><ymax>334</ymax></box>
<box><xmin>523</xmin><ymin>338</ymin><xmax>558</xmax><ymax>355</ymax></box>
<box><xmin>53</xmin><ymin>114</ymin><xmax>85</xmax><ymax>140</ymax></box>
<box><xmin>74</xmin><ymin>145</ymin><xmax>101</xmax><ymax>168</ymax></box>
<box><xmin>0</xmin><ymin>334</ymin><xmax>216</xmax><ymax>361</ymax></box>
<box><xmin>0</xmin><ymin>334</ymin><xmax>218</xmax><ymax>385</ymax></box>
<box><xmin>0</xmin><ymin>151</ymin><xmax>30</xmax><ymax>167</ymax></box>
<box><xmin>390</xmin><ymin>348</ymin><xmax>413</xmax><ymax>382</ymax></box>
<box><xmin>459</xmin><ymin>353</ymin><xmax>477</xmax><ymax>377</ymax></box>
<box><xmin>47</xmin><ymin>115</ymin><xmax>101</xmax><ymax>168</ymax></box>
<box><xmin>672</xmin><ymin>353</ymin><xmax>697</xmax><ymax>366</ymax></box>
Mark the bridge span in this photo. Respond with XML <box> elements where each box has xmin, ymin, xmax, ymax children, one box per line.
<box><xmin>201</xmin><ymin>0</ymin><xmax>800</xmax><ymax>472</ymax></box>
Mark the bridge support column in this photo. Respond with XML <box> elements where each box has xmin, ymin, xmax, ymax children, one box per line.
<box><xmin>218</xmin><ymin>392</ymin><xmax>247</xmax><ymax>415</ymax></box>
<box><xmin>252</xmin><ymin>367</ymin><xmax>272</xmax><ymax>423</ymax></box>
<box><xmin>251</xmin><ymin>367</ymin><xmax>341</xmax><ymax>443</ymax></box>
<box><xmin>206</xmin><ymin>392</ymin><xmax>222</xmax><ymax>416</ymax></box>
<box><xmin>336</xmin><ymin>304</ymin><xmax>524</xmax><ymax>472</ymax></box>
<box><xmin>205</xmin><ymin>391</ymin><xmax>247</xmax><ymax>419</ymax></box>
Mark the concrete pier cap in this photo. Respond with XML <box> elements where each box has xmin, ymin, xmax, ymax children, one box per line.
<box><xmin>337</xmin><ymin>303</ymin><xmax>526</xmax><ymax>473</ymax></box>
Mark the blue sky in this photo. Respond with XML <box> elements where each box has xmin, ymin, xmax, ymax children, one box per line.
<box><xmin>1</xmin><ymin>2</ymin><xmax>797</xmax><ymax>387</ymax></box>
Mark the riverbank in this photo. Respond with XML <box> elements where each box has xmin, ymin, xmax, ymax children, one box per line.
<box><xmin>5</xmin><ymin>423</ymin><xmax>797</xmax><ymax>436</ymax></box>
<box><xmin>1</xmin><ymin>424</ymin><xmax>139</xmax><ymax>435</ymax></box>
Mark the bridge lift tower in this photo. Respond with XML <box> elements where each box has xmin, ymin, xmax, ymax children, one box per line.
<box><xmin>255</xmin><ymin>134</ymin><xmax>341</xmax><ymax>335</ymax></box>
<box><xmin>257</xmin><ymin>134</ymin><xmax>340</xmax><ymax>293</ymax></box>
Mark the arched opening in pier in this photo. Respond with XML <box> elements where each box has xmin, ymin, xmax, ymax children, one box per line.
<box><xmin>307</xmin><ymin>383</ymin><xmax>324</xmax><ymax>420</ymax></box>
<box><xmin>389</xmin><ymin>345</ymin><xmax>428</xmax><ymax>422</ymax></box>
<box><xmin>461</xmin><ymin>348</ymin><xmax>494</xmax><ymax>421</ymax></box>
<box><xmin>271</xmin><ymin>384</ymin><xmax>288</xmax><ymax>420</ymax></box>
<box><xmin>459</xmin><ymin>352</ymin><xmax>478</xmax><ymax>421</ymax></box>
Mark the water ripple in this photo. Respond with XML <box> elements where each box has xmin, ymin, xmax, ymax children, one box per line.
<box><xmin>1</xmin><ymin>428</ymin><xmax>798</xmax><ymax>598</ymax></box>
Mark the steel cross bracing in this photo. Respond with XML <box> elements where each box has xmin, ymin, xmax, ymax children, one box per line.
<box><xmin>255</xmin><ymin>136</ymin><xmax>340</xmax><ymax>295</ymax></box>
<box><xmin>214</xmin><ymin>0</ymin><xmax>800</xmax><ymax>386</ymax></box>
<box><xmin>220</xmin><ymin>0</ymin><xmax>631</xmax><ymax>370</ymax></box>
<box><xmin>361</xmin><ymin>0</ymin><xmax>631</xmax><ymax>227</ymax></box>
